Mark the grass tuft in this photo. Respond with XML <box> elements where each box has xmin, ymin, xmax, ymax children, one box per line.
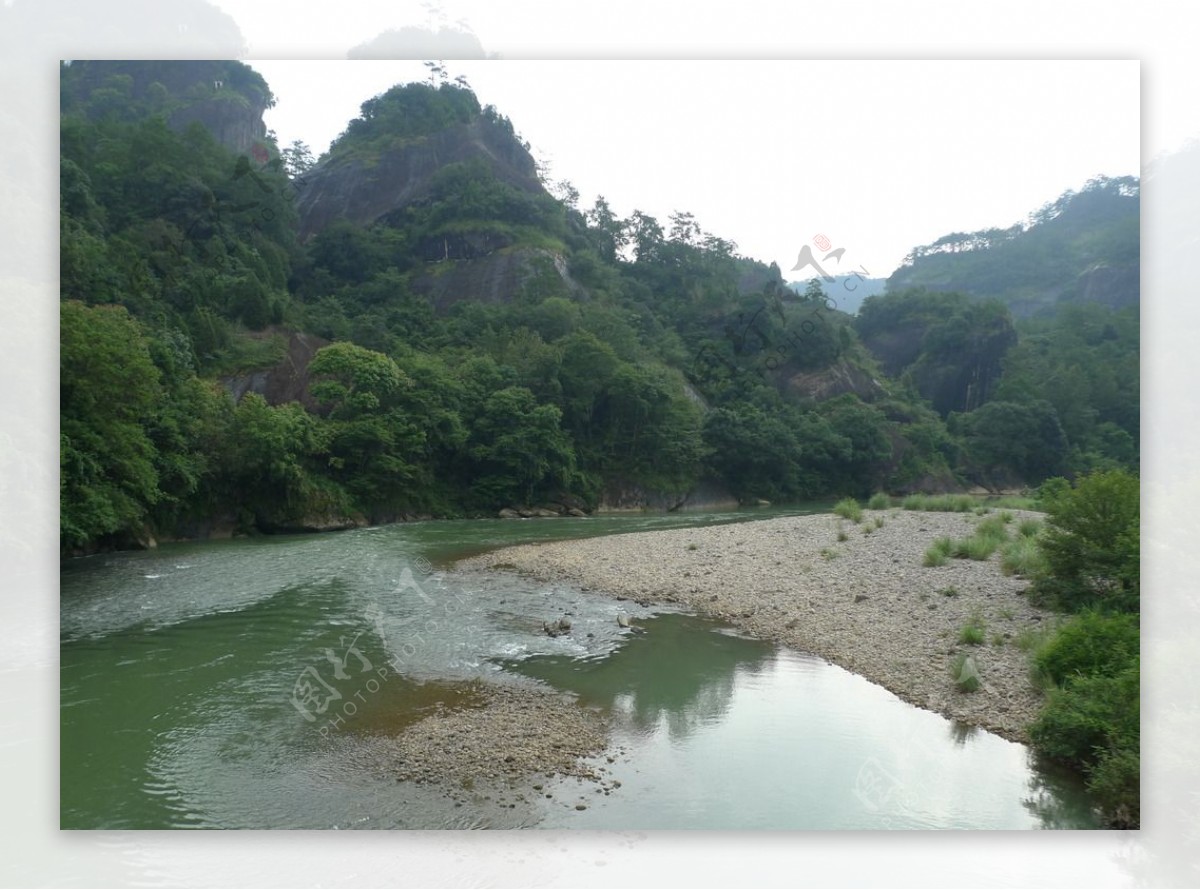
<box><xmin>1017</xmin><ymin>518</ymin><xmax>1043</xmax><ymax>538</ymax></box>
<box><xmin>958</xmin><ymin>612</ymin><xmax>986</xmax><ymax>645</ymax></box>
<box><xmin>952</xmin><ymin>535</ymin><xmax>1000</xmax><ymax>560</ymax></box>
<box><xmin>867</xmin><ymin>492</ymin><xmax>891</xmax><ymax>510</ymax></box>
<box><xmin>1000</xmin><ymin>535</ymin><xmax>1046</xmax><ymax>577</ymax></box>
<box><xmin>902</xmin><ymin>494</ymin><xmax>977</xmax><ymax>513</ymax></box>
<box><xmin>833</xmin><ymin>497</ymin><xmax>863</xmax><ymax>523</ymax></box>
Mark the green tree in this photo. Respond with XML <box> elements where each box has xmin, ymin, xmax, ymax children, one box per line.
<box><xmin>953</xmin><ymin>399</ymin><xmax>1068</xmax><ymax>485</ymax></box>
<box><xmin>60</xmin><ymin>302</ymin><xmax>163</xmax><ymax>548</ymax></box>
<box><xmin>467</xmin><ymin>387</ymin><xmax>576</xmax><ymax>506</ymax></box>
<box><xmin>1033</xmin><ymin>468</ymin><xmax>1140</xmax><ymax>612</ymax></box>
<box><xmin>308</xmin><ymin>343</ymin><xmax>424</xmax><ymax>511</ymax></box>
<box><xmin>308</xmin><ymin>342</ymin><xmax>406</xmax><ymax>417</ymax></box>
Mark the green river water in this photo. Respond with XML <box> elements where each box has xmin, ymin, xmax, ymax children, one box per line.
<box><xmin>60</xmin><ymin>508</ymin><xmax>1098</xmax><ymax>829</ymax></box>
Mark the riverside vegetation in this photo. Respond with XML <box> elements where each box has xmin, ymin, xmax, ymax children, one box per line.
<box><xmin>889</xmin><ymin>472</ymin><xmax>1139</xmax><ymax>827</ymax></box>
<box><xmin>60</xmin><ymin>61</ymin><xmax>1138</xmax><ymax>554</ymax></box>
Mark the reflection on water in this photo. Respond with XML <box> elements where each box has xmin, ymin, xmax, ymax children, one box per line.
<box><xmin>950</xmin><ymin>721</ymin><xmax>980</xmax><ymax>747</ymax></box>
<box><xmin>515</xmin><ymin>614</ymin><xmax>1100</xmax><ymax>830</ymax></box>
<box><xmin>508</xmin><ymin>615</ymin><xmax>768</xmax><ymax>738</ymax></box>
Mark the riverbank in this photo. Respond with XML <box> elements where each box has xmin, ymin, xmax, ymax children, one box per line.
<box><xmin>462</xmin><ymin>508</ymin><xmax>1054</xmax><ymax>742</ymax></box>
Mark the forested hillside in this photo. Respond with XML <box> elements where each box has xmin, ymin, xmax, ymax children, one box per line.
<box><xmin>886</xmin><ymin>175</ymin><xmax>1139</xmax><ymax>318</ymax></box>
<box><xmin>59</xmin><ymin>61</ymin><xmax>1140</xmax><ymax>554</ymax></box>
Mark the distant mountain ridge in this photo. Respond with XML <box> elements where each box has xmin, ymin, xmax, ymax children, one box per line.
<box><xmin>886</xmin><ymin>176</ymin><xmax>1139</xmax><ymax>318</ymax></box>
<box><xmin>786</xmin><ymin>274</ymin><xmax>887</xmax><ymax>316</ymax></box>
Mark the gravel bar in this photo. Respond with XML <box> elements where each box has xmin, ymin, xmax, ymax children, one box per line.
<box><xmin>388</xmin><ymin>682</ymin><xmax>611</xmax><ymax>788</ymax></box>
<box><xmin>461</xmin><ymin>509</ymin><xmax>1055</xmax><ymax>742</ymax></box>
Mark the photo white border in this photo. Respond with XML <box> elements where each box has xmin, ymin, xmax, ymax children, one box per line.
<box><xmin>5</xmin><ymin>1</ymin><xmax>1195</xmax><ymax>885</ymax></box>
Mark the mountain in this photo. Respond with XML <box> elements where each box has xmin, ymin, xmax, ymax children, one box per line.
<box><xmin>58</xmin><ymin>62</ymin><xmax>1138</xmax><ymax>554</ymax></box>
<box><xmin>787</xmin><ymin>274</ymin><xmax>887</xmax><ymax>316</ymax></box>
<box><xmin>886</xmin><ymin>176</ymin><xmax>1139</xmax><ymax>318</ymax></box>
<box><xmin>60</xmin><ymin>60</ymin><xmax>273</xmax><ymax>156</ymax></box>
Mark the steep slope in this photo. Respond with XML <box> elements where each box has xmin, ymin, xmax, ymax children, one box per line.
<box><xmin>295</xmin><ymin>113</ymin><xmax>541</xmax><ymax>241</ymax></box>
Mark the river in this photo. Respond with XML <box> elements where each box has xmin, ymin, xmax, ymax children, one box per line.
<box><xmin>60</xmin><ymin>508</ymin><xmax>1098</xmax><ymax>829</ymax></box>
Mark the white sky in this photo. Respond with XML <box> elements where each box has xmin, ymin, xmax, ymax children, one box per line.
<box><xmin>250</xmin><ymin>58</ymin><xmax>1140</xmax><ymax>277</ymax></box>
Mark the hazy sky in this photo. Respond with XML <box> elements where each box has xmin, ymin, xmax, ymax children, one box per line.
<box><xmin>251</xmin><ymin>58</ymin><xmax>1139</xmax><ymax>277</ymax></box>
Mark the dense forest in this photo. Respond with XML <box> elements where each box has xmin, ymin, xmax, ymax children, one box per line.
<box><xmin>59</xmin><ymin>61</ymin><xmax>1140</xmax><ymax>554</ymax></box>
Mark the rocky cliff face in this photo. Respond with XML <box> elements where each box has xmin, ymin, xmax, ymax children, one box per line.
<box><xmin>295</xmin><ymin>116</ymin><xmax>541</xmax><ymax>241</ymax></box>
<box><xmin>61</xmin><ymin>60</ymin><xmax>271</xmax><ymax>158</ymax></box>
<box><xmin>219</xmin><ymin>330</ymin><xmax>330</xmax><ymax>412</ymax></box>
<box><xmin>411</xmin><ymin>246</ymin><xmax>587</xmax><ymax>311</ymax></box>
<box><xmin>167</xmin><ymin>95</ymin><xmax>267</xmax><ymax>157</ymax></box>
<box><xmin>787</xmin><ymin>357</ymin><xmax>888</xmax><ymax>402</ymax></box>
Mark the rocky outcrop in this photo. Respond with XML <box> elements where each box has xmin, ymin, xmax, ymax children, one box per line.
<box><xmin>498</xmin><ymin>500</ymin><xmax>591</xmax><ymax>519</ymax></box>
<box><xmin>786</xmin><ymin>357</ymin><xmax>889</xmax><ymax>402</ymax></box>
<box><xmin>62</xmin><ymin>61</ymin><xmax>272</xmax><ymax>157</ymax></box>
<box><xmin>596</xmin><ymin>478</ymin><xmax>738</xmax><ymax>513</ymax></box>
<box><xmin>294</xmin><ymin>116</ymin><xmax>541</xmax><ymax>242</ymax></box>
<box><xmin>412</xmin><ymin>246</ymin><xmax>587</xmax><ymax>312</ymax></box>
<box><xmin>219</xmin><ymin>329</ymin><xmax>330</xmax><ymax>411</ymax></box>
<box><xmin>168</xmin><ymin>96</ymin><xmax>268</xmax><ymax>157</ymax></box>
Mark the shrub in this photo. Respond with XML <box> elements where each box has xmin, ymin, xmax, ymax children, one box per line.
<box><xmin>1033</xmin><ymin>469</ymin><xmax>1140</xmax><ymax>613</ymax></box>
<box><xmin>836</xmin><ymin>528</ymin><xmax>849</xmax><ymax>542</ymax></box>
<box><xmin>1033</xmin><ymin>610</ymin><xmax>1139</xmax><ymax>686</ymax></box>
<box><xmin>873</xmin><ymin>516</ymin><xmax>885</xmax><ymax>529</ymax></box>
<box><xmin>939</xmin><ymin>585</ymin><xmax>959</xmax><ymax>598</ymax></box>
<box><xmin>833</xmin><ymin>497</ymin><xmax>863</xmax><ymax>523</ymax></box>
<box><xmin>867</xmin><ymin>492</ymin><xmax>891</xmax><ymax>510</ymax></box>
<box><xmin>1028</xmin><ymin>663</ymin><xmax>1139</xmax><ymax>826</ymax></box>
